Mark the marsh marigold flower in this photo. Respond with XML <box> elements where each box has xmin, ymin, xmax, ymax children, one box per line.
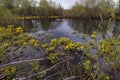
<box><xmin>16</xmin><ymin>27</ymin><xmax>23</xmax><ymax>34</ymax></box>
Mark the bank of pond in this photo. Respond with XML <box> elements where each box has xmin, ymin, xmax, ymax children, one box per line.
<box><xmin>0</xmin><ymin>24</ymin><xmax>120</xmax><ymax>80</ymax></box>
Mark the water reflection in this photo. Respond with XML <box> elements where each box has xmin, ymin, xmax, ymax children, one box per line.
<box><xmin>22</xmin><ymin>19</ymin><xmax>61</xmax><ymax>32</ymax></box>
<box><xmin>21</xmin><ymin>19</ymin><xmax>120</xmax><ymax>42</ymax></box>
<box><xmin>113</xmin><ymin>21</ymin><xmax>120</xmax><ymax>36</ymax></box>
<box><xmin>68</xmin><ymin>19</ymin><xmax>108</xmax><ymax>34</ymax></box>
<box><xmin>22</xmin><ymin>20</ymin><xmax>40</xmax><ymax>32</ymax></box>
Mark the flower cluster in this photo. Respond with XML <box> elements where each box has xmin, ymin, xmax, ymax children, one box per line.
<box><xmin>64</xmin><ymin>42</ymin><xmax>84</xmax><ymax>51</ymax></box>
<box><xmin>50</xmin><ymin>38</ymin><xmax>57</xmax><ymax>45</ymax></box>
<box><xmin>91</xmin><ymin>31</ymin><xmax>97</xmax><ymax>39</ymax></box>
<box><xmin>42</xmin><ymin>37</ymin><xmax>84</xmax><ymax>53</ymax></box>
<box><xmin>99</xmin><ymin>40</ymin><xmax>113</xmax><ymax>54</ymax></box>
<box><xmin>3</xmin><ymin>66</ymin><xmax>16</xmax><ymax>80</ymax></box>
<box><xmin>47</xmin><ymin>53</ymin><xmax>59</xmax><ymax>64</ymax></box>
<box><xmin>58</xmin><ymin>37</ymin><xmax>71</xmax><ymax>45</ymax></box>
<box><xmin>15</xmin><ymin>27</ymin><xmax>23</xmax><ymax>34</ymax></box>
<box><xmin>0</xmin><ymin>26</ymin><xmax>40</xmax><ymax>57</ymax></box>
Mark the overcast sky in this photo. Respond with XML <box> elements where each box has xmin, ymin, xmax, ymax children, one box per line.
<box><xmin>48</xmin><ymin>0</ymin><xmax>80</xmax><ymax>9</ymax></box>
<box><xmin>37</xmin><ymin>0</ymin><xmax>119</xmax><ymax>9</ymax></box>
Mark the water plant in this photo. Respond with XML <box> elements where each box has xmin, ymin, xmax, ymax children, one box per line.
<box><xmin>1</xmin><ymin>24</ymin><xmax>120</xmax><ymax>80</ymax></box>
<box><xmin>0</xmin><ymin>25</ymin><xmax>39</xmax><ymax>59</ymax></box>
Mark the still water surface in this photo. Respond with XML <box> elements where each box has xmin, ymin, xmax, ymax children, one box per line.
<box><xmin>3</xmin><ymin>19</ymin><xmax>120</xmax><ymax>66</ymax></box>
<box><xmin>22</xmin><ymin>19</ymin><xmax>120</xmax><ymax>43</ymax></box>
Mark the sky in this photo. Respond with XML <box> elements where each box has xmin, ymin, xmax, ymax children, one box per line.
<box><xmin>37</xmin><ymin>0</ymin><xmax>119</xmax><ymax>9</ymax></box>
<box><xmin>49</xmin><ymin>0</ymin><xmax>80</xmax><ymax>9</ymax></box>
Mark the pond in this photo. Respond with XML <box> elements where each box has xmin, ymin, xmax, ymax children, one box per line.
<box><xmin>2</xmin><ymin>19</ymin><xmax>119</xmax><ymax>62</ymax></box>
<box><xmin>21</xmin><ymin>19</ymin><xmax>120</xmax><ymax>42</ymax></box>
<box><xmin>1</xmin><ymin>19</ymin><xmax>120</xmax><ymax>80</ymax></box>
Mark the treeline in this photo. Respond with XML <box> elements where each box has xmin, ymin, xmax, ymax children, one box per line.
<box><xmin>66</xmin><ymin>0</ymin><xmax>116</xmax><ymax>18</ymax></box>
<box><xmin>0</xmin><ymin>0</ymin><xmax>63</xmax><ymax>16</ymax></box>
<box><xmin>0</xmin><ymin>0</ymin><xmax>120</xmax><ymax>19</ymax></box>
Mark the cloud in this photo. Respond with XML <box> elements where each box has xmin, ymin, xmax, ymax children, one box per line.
<box><xmin>48</xmin><ymin>0</ymin><xmax>80</xmax><ymax>9</ymax></box>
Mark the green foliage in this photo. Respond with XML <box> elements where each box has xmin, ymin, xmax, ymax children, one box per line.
<box><xmin>68</xmin><ymin>0</ymin><xmax>115</xmax><ymax>18</ymax></box>
<box><xmin>38</xmin><ymin>0</ymin><xmax>63</xmax><ymax>16</ymax></box>
<box><xmin>0</xmin><ymin>6</ymin><xmax>13</xmax><ymax>21</ymax></box>
<box><xmin>0</xmin><ymin>26</ymin><xmax>120</xmax><ymax>79</ymax></box>
<box><xmin>0</xmin><ymin>0</ymin><xmax>120</xmax><ymax>80</ymax></box>
<box><xmin>0</xmin><ymin>25</ymin><xmax>39</xmax><ymax>58</ymax></box>
<box><xmin>0</xmin><ymin>0</ymin><xmax>118</xmax><ymax>19</ymax></box>
<box><xmin>1</xmin><ymin>0</ymin><xmax>13</xmax><ymax>10</ymax></box>
<box><xmin>30</xmin><ymin>61</ymin><xmax>40</xmax><ymax>72</ymax></box>
<box><xmin>3</xmin><ymin>66</ymin><xmax>16</xmax><ymax>80</ymax></box>
<box><xmin>119</xmin><ymin>0</ymin><xmax>120</xmax><ymax>10</ymax></box>
<box><xmin>47</xmin><ymin>53</ymin><xmax>59</xmax><ymax>64</ymax></box>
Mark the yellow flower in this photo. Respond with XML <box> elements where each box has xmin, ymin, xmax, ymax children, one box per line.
<box><xmin>86</xmin><ymin>60</ymin><xmax>90</xmax><ymax>64</ymax></box>
<box><xmin>64</xmin><ymin>43</ymin><xmax>75</xmax><ymax>50</ymax></box>
<box><xmin>77</xmin><ymin>45</ymin><xmax>84</xmax><ymax>50</ymax></box>
<box><xmin>50</xmin><ymin>38</ymin><xmax>57</xmax><ymax>45</ymax></box>
<box><xmin>4</xmin><ymin>68</ymin><xmax>9</xmax><ymax>74</ymax></box>
<box><xmin>49</xmin><ymin>47</ymin><xmax>55</xmax><ymax>51</ymax></box>
<box><xmin>59</xmin><ymin>37</ymin><xmax>70</xmax><ymax>44</ymax></box>
<box><xmin>2</xmin><ymin>42</ymin><xmax>10</xmax><ymax>49</ymax></box>
<box><xmin>106</xmin><ymin>76</ymin><xmax>110</xmax><ymax>80</ymax></box>
<box><xmin>0</xmin><ymin>27</ymin><xmax>4</xmax><ymax>32</ymax></box>
<box><xmin>99</xmin><ymin>40</ymin><xmax>112</xmax><ymax>54</ymax></box>
<box><xmin>16</xmin><ymin>27</ymin><xmax>23</xmax><ymax>34</ymax></box>
<box><xmin>11</xmin><ymin>67</ymin><xmax>16</xmax><ymax>73</ymax></box>
<box><xmin>64</xmin><ymin>45</ymin><xmax>69</xmax><ymax>50</ymax></box>
<box><xmin>91</xmin><ymin>31</ymin><xmax>97</xmax><ymax>39</ymax></box>
<box><xmin>23</xmin><ymin>42</ymin><xmax>27</xmax><ymax>45</ymax></box>
<box><xmin>28</xmin><ymin>39</ymin><xmax>36</xmax><ymax>45</ymax></box>
<box><xmin>41</xmin><ymin>43</ymin><xmax>48</xmax><ymax>48</ymax></box>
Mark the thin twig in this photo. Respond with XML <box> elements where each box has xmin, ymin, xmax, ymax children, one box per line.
<box><xmin>64</xmin><ymin>76</ymin><xmax>81</xmax><ymax>80</ymax></box>
<box><xmin>43</xmin><ymin>72</ymin><xmax>60</xmax><ymax>80</ymax></box>
<box><xmin>92</xmin><ymin>58</ymin><xmax>100</xmax><ymax>80</ymax></box>
<box><xmin>0</xmin><ymin>58</ymin><xmax>45</xmax><ymax>68</ymax></box>
<box><xmin>93</xmin><ymin>68</ymin><xmax>99</xmax><ymax>80</ymax></box>
<box><xmin>12</xmin><ymin>77</ymin><xmax>26</xmax><ymax>80</ymax></box>
<box><xmin>0</xmin><ymin>74</ymin><xmax>6</xmax><ymax>80</ymax></box>
<box><xmin>83</xmin><ymin>75</ymin><xmax>90</xmax><ymax>80</ymax></box>
<box><xmin>13</xmin><ymin>57</ymin><xmax>73</xmax><ymax>80</ymax></box>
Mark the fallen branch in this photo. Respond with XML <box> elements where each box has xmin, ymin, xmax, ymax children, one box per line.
<box><xmin>64</xmin><ymin>76</ymin><xmax>81</xmax><ymax>80</ymax></box>
<box><xmin>0</xmin><ymin>58</ymin><xmax>45</xmax><ymax>68</ymax></box>
<box><xmin>12</xmin><ymin>77</ymin><xmax>26</xmax><ymax>80</ymax></box>
<box><xmin>43</xmin><ymin>72</ymin><xmax>60</xmax><ymax>80</ymax></box>
<box><xmin>0</xmin><ymin>74</ymin><xmax>6</xmax><ymax>80</ymax></box>
<box><xmin>13</xmin><ymin>57</ymin><xmax>73</xmax><ymax>80</ymax></box>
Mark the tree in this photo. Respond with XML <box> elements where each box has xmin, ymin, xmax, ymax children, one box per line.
<box><xmin>39</xmin><ymin>0</ymin><xmax>50</xmax><ymax>16</ymax></box>
<box><xmin>56</xmin><ymin>4</ymin><xmax>63</xmax><ymax>16</ymax></box>
<box><xmin>0</xmin><ymin>5</ymin><xmax>14</xmax><ymax>25</ymax></box>
<box><xmin>13</xmin><ymin>0</ymin><xmax>35</xmax><ymax>16</ymax></box>
<box><xmin>1</xmin><ymin>0</ymin><xmax>16</xmax><ymax>10</ymax></box>
<box><xmin>84</xmin><ymin>0</ymin><xmax>98</xmax><ymax>8</ymax></box>
<box><xmin>118</xmin><ymin>0</ymin><xmax>120</xmax><ymax>9</ymax></box>
<box><xmin>98</xmin><ymin>0</ymin><xmax>114</xmax><ymax>17</ymax></box>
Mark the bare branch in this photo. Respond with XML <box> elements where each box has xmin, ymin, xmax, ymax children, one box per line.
<box><xmin>0</xmin><ymin>58</ymin><xmax>45</xmax><ymax>68</ymax></box>
<box><xmin>64</xmin><ymin>76</ymin><xmax>81</xmax><ymax>80</ymax></box>
<box><xmin>43</xmin><ymin>72</ymin><xmax>60</xmax><ymax>80</ymax></box>
<box><xmin>12</xmin><ymin>77</ymin><xmax>26</xmax><ymax>80</ymax></box>
<box><xmin>0</xmin><ymin>74</ymin><xmax>6</xmax><ymax>80</ymax></box>
<box><xmin>13</xmin><ymin>57</ymin><xmax>73</xmax><ymax>80</ymax></box>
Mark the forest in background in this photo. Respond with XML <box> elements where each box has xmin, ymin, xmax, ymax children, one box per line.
<box><xmin>0</xmin><ymin>0</ymin><xmax>120</xmax><ymax>20</ymax></box>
